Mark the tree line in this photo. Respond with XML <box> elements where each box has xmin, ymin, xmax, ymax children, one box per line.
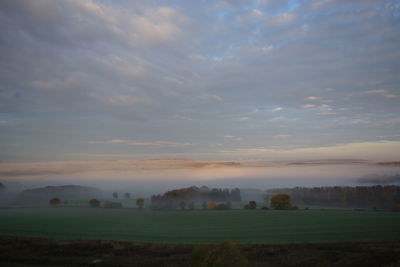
<box><xmin>264</xmin><ymin>185</ymin><xmax>400</xmax><ymax>210</ymax></box>
<box><xmin>150</xmin><ymin>186</ymin><xmax>241</xmax><ymax>209</ymax></box>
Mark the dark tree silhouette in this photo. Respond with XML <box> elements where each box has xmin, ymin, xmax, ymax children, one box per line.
<box><xmin>136</xmin><ymin>198</ymin><xmax>144</xmax><ymax>209</ymax></box>
<box><xmin>49</xmin><ymin>197</ymin><xmax>61</xmax><ymax>206</ymax></box>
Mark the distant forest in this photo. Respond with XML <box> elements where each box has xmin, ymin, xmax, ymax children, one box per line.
<box><xmin>264</xmin><ymin>185</ymin><xmax>400</xmax><ymax>210</ymax></box>
<box><xmin>151</xmin><ymin>186</ymin><xmax>241</xmax><ymax>209</ymax></box>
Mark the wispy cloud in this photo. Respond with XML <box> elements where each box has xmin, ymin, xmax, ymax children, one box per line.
<box><xmin>366</xmin><ymin>89</ymin><xmax>400</xmax><ymax>99</ymax></box>
<box><xmin>223</xmin><ymin>135</ymin><xmax>242</xmax><ymax>141</ymax></box>
<box><xmin>305</xmin><ymin>96</ymin><xmax>320</xmax><ymax>100</ymax></box>
<box><xmin>272</xmin><ymin>134</ymin><xmax>291</xmax><ymax>139</ymax></box>
<box><xmin>367</xmin><ymin>119</ymin><xmax>400</xmax><ymax>128</ymax></box>
<box><xmin>301</xmin><ymin>104</ymin><xmax>316</xmax><ymax>108</ymax></box>
<box><xmin>89</xmin><ymin>140</ymin><xmax>194</xmax><ymax>147</ymax></box>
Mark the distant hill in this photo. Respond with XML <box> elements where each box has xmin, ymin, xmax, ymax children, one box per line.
<box><xmin>13</xmin><ymin>185</ymin><xmax>105</xmax><ymax>206</ymax></box>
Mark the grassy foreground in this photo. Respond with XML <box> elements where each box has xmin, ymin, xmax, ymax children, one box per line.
<box><xmin>0</xmin><ymin>207</ymin><xmax>400</xmax><ymax>244</ymax></box>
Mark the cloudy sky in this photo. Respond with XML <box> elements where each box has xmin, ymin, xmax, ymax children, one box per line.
<box><xmin>0</xmin><ymin>0</ymin><xmax>400</xmax><ymax>162</ymax></box>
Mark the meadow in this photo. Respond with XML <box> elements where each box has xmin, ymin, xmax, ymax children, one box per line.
<box><xmin>1</xmin><ymin>207</ymin><xmax>400</xmax><ymax>244</ymax></box>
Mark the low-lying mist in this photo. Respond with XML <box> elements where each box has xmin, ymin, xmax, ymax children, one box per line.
<box><xmin>1</xmin><ymin>160</ymin><xmax>400</xmax><ymax>197</ymax></box>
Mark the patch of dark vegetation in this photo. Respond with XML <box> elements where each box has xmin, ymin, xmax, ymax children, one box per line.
<box><xmin>1</xmin><ymin>236</ymin><xmax>400</xmax><ymax>267</ymax></box>
<box><xmin>265</xmin><ymin>185</ymin><xmax>400</xmax><ymax>210</ymax></box>
<box><xmin>13</xmin><ymin>185</ymin><xmax>105</xmax><ymax>206</ymax></box>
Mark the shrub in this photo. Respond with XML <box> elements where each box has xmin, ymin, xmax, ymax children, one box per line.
<box><xmin>208</xmin><ymin>201</ymin><xmax>217</xmax><ymax>210</ymax></box>
<box><xmin>180</xmin><ymin>201</ymin><xmax>186</xmax><ymax>210</ymax></box>
<box><xmin>89</xmin><ymin>198</ymin><xmax>100</xmax><ymax>208</ymax></box>
<box><xmin>191</xmin><ymin>241</ymin><xmax>248</xmax><ymax>267</ymax></box>
<box><xmin>188</xmin><ymin>202</ymin><xmax>195</xmax><ymax>210</ymax></box>
<box><xmin>136</xmin><ymin>198</ymin><xmax>145</xmax><ymax>209</ymax></box>
<box><xmin>244</xmin><ymin>201</ymin><xmax>257</xmax><ymax>210</ymax></box>
<box><xmin>270</xmin><ymin>194</ymin><xmax>292</xmax><ymax>210</ymax></box>
<box><xmin>49</xmin><ymin>197</ymin><xmax>61</xmax><ymax>206</ymax></box>
<box><xmin>392</xmin><ymin>204</ymin><xmax>400</xmax><ymax>212</ymax></box>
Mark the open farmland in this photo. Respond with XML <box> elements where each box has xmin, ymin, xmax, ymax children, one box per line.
<box><xmin>1</xmin><ymin>208</ymin><xmax>399</xmax><ymax>244</ymax></box>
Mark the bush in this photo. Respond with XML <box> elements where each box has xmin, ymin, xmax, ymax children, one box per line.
<box><xmin>270</xmin><ymin>194</ymin><xmax>292</xmax><ymax>210</ymax></box>
<box><xmin>136</xmin><ymin>198</ymin><xmax>145</xmax><ymax>209</ymax></box>
<box><xmin>244</xmin><ymin>201</ymin><xmax>257</xmax><ymax>210</ymax></box>
<box><xmin>392</xmin><ymin>204</ymin><xmax>400</xmax><ymax>212</ymax></box>
<box><xmin>191</xmin><ymin>241</ymin><xmax>248</xmax><ymax>267</ymax></box>
<box><xmin>89</xmin><ymin>198</ymin><xmax>100</xmax><ymax>208</ymax></box>
<box><xmin>49</xmin><ymin>197</ymin><xmax>61</xmax><ymax>206</ymax></box>
<box><xmin>208</xmin><ymin>201</ymin><xmax>217</xmax><ymax>210</ymax></box>
<box><xmin>188</xmin><ymin>202</ymin><xmax>195</xmax><ymax>210</ymax></box>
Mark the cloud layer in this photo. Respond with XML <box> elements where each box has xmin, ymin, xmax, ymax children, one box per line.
<box><xmin>0</xmin><ymin>0</ymin><xmax>399</xmax><ymax>161</ymax></box>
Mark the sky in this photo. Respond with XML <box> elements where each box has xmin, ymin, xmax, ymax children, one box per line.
<box><xmin>1</xmin><ymin>0</ymin><xmax>400</xmax><ymax>162</ymax></box>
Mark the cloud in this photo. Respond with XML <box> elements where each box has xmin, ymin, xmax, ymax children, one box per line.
<box><xmin>272</xmin><ymin>134</ymin><xmax>291</xmax><ymax>139</ymax></box>
<box><xmin>223</xmin><ymin>135</ymin><xmax>242</xmax><ymax>141</ymax></box>
<box><xmin>316</xmin><ymin>111</ymin><xmax>337</xmax><ymax>115</ymax></box>
<box><xmin>266</xmin><ymin>12</ymin><xmax>296</xmax><ymax>25</ymax></box>
<box><xmin>89</xmin><ymin>140</ymin><xmax>194</xmax><ymax>147</ymax></box>
<box><xmin>1</xmin><ymin>0</ymin><xmax>400</xmax><ymax>161</ymax></box>
<box><xmin>365</xmin><ymin>90</ymin><xmax>400</xmax><ymax>99</ymax></box>
<box><xmin>301</xmin><ymin>104</ymin><xmax>316</xmax><ymax>108</ymax></box>
<box><xmin>237</xmin><ymin>9</ymin><xmax>263</xmax><ymax>22</ymax></box>
<box><xmin>218</xmin><ymin>141</ymin><xmax>400</xmax><ymax>161</ymax></box>
<box><xmin>132</xmin><ymin>7</ymin><xmax>188</xmax><ymax>46</ymax></box>
<box><xmin>367</xmin><ymin>119</ymin><xmax>400</xmax><ymax>128</ymax></box>
<box><xmin>305</xmin><ymin>96</ymin><xmax>320</xmax><ymax>100</ymax></box>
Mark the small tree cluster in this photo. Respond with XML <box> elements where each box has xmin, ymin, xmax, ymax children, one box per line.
<box><xmin>49</xmin><ymin>197</ymin><xmax>61</xmax><ymax>206</ymax></box>
<box><xmin>136</xmin><ymin>198</ymin><xmax>145</xmax><ymax>209</ymax></box>
<box><xmin>270</xmin><ymin>194</ymin><xmax>292</xmax><ymax>210</ymax></box>
<box><xmin>244</xmin><ymin>201</ymin><xmax>257</xmax><ymax>210</ymax></box>
<box><xmin>89</xmin><ymin>198</ymin><xmax>100</xmax><ymax>208</ymax></box>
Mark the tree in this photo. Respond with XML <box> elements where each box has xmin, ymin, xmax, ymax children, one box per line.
<box><xmin>270</xmin><ymin>194</ymin><xmax>292</xmax><ymax>210</ymax></box>
<box><xmin>392</xmin><ymin>204</ymin><xmax>400</xmax><ymax>212</ymax></box>
<box><xmin>180</xmin><ymin>200</ymin><xmax>186</xmax><ymax>210</ymax></box>
<box><xmin>244</xmin><ymin>201</ymin><xmax>257</xmax><ymax>210</ymax></box>
<box><xmin>124</xmin><ymin>193</ymin><xmax>130</xmax><ymax>199</ymax></box>
<box><xmin>208</xmin><ymin>200</ymin><xmax>217</xmax><ymax>210</ymax></box>
<box><xmin>188</xmin><ymin>202</ymin><xmax>195</xmax><ymax>210</ymax></box>
<box><xmin>49</xmin><ymin>197</ymin><xmax>61</xmax><ymax>206</ymax></box>
<box><xmin>136</xmin><ymin>198</ymin><xmax>144</xmax><ymax>209</ymax></box>
<box><xmin>112</xmin><ymin>192</ymin><xmax>118</xmax><ymax>199</ymax></box>
<box><xmin>89</xmin><ymin>198</ymin><xmax>100</xmax><ymax>208</ymax></box>
<box><xmin>191</xmin><ymin>241</ymin><xmax>248</xmax><ymax>267</ymax></box>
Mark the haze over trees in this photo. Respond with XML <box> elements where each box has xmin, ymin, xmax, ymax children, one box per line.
<box><xmin>270</xmin><ymin>194</ymin><xmax>292</xmax><ymax>210</ymax></box>
<box><xmin>151</xmin><ymin>186</ymin><xmax>241</xmax><ymax>209</ymax></box>
<box><xmin>265</xmin><ymin>186</ymin><xmax>400</xmax><ymax>210</ymax></box>
<box><xmin>13</xmin><ymin>185</ymin><xmax>105</xmax><ymax>206</ymax></box>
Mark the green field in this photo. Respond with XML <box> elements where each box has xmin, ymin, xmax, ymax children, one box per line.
<box><xmin>1</xmin><ymin>208</ymin><xmax>400</xmax><ymax>244</ymax></box>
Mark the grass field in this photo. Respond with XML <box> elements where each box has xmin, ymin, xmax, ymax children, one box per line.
<box><xmin>0</xmin><ymin>207</ymin><xmax>400</xmax><ymax>244</ymax></box>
